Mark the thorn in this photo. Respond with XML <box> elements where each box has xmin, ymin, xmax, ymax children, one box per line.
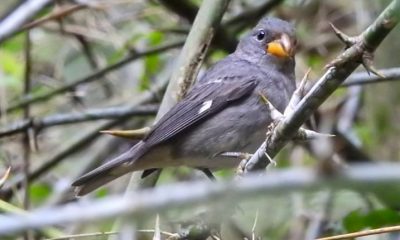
<box><xmin>258</xmin><ymin>92</ymin><xmax>283</xmax><ymax>120</ymax></box>
<box><xmin>362</xmin><ymin>52</ymin><xmax>386</xmax><ymax>78</ymax></box>
<box><xmin>0</xmin><ymin>167</ymin><xmax>11</xmax><ymax>189</ymax></box>
<box><xmin>285</xmin><ymin>68</ymin><xmax>311</xmax><ymax>115</ymax></box>
<box><xmin>295</xmin><ymin>128</ymin><xmax>335</xmax><ymax>141</ymax></box>
<box><xmin>153</xmin><ymin>215</ymin><xmax>161</xmax><ymax>240</ymax></box>
<box><xmin>100</xmin><ymin>127</ymin><xmax>150</xmax><ymax>139</ymax></box>
<box><xmin>257</xmin><ymin>91</ymin><xmax>269</xmax><ymax>105</ymax></box>
<box><xmin>329</xmin><ymin>22</ymin><xmax>357</xmax><ymax>46</ymax></box>
<box><xmin>251</xmin><ymin>210</ymin><xmax>259</xmax><ymax>240</ymax></box>
<box><xmin>299</xmin><ymin>68</ymin><xmax>311</xmax><ymax>92</ymax></box>
<box><xmin>264</xmin><ymin>151</ymin><xmax>276</xmax><ymax>166</ymax></box>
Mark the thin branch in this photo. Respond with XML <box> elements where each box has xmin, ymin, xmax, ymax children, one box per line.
<box><xmin>3</xmin><ymin>40</ymin><xmax>184</xmax><ymax>115</ymax></box>
<box><xmin>1</xmin><ymin>163</ymin><xmax>400</xmax><ymax>234</ymax></box>
<box><xmin>20</xmin><ymin>4</ymin><xmax>87</xmax><ymax>32</ymax></box>
<box><xmin>317</xmin><ymin>225</ymin><xmax>400</xmax><ymax>240</ymax></box>
<box><xmin>224</xmin><ymin>0</ymin><xmax>284</xmax><ymax>33</ymax></box>
<box><xmin>0</xmin><ymin>0</ymin><xmax>53</xmax><ymax>44</ymax></box>
<box><xmin>0</xmin><ymin>104</ymin><xmax>158</xmax><ymax>138</ymax></box>
<box><xmin>158</xmin><ymin>0</ymin><xmax>237</xmax><ymax>52</ymax></box>
<box><xmin>0</xmin><ymin>78</ymin><xmax>168</xmax><ymax>200</ymax></box>
<box><xmin>244</xmin><ymin>0</ymin><xmax>400</xmax><ymax>172</ymax></box>
<box><xmin>22</xmin><ymin>30</ymin><xmax>32</xmax><ymax>213</ymax></box>
<box><xmin>342</xmin><ymin>67</ymin><xmax>400</xmax><ymax>86</ymax></box>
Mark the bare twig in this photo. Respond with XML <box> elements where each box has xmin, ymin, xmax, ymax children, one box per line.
<box><xmin>1</xmin><ymin>163</ymin><xmax>400</xmax><ymax>234</ymax></box>
<box><xmin>342</xmin><ymin>67</ymin><xmax>400</xmax><ymax>86</ymax></box>
<box><xmin>224</xmin><ymin>0</ymin><xmax>284</xmax><ymax>34</ymax></box>
<box><xmin>0</xmin><ymin>104</ymin><xmax>158</xmax><ymax>138</ymax></box>
<box><xmin>158</xmin><ymin>0</ymin><xmax>236</xmax><ymax>52</ymax></box>
<box><xmin>317</xmin><ymin>225</ymin><xmax>400</xmax><ymax>240</ymax></box>
<box><xmin>244</xmin><ymin>0</ymin><xmax>400</xmax><ymax>172</ymax></box>
<box><xmin>22</xmin><ymin>32</ymin><xmax>32</xmax><ymax>240</ymax></box>
<box><xmin>21</xmin><ymin>4</ymin><xmax>87</xmax><ymax>32</ymax></box>
<box><xmin>0</xmin><ymin>0</ymin><xmax>53</xmax><ymax>43</ymax></box>
<box><xmin>0</xmin><ymin>78</ymin><xmax>168</xmax><ymax>199</ymax></box>
<box><xmin>4</xmin><ymin>41</ymin><xmax>184</xmax><ymax>115</ymax></box>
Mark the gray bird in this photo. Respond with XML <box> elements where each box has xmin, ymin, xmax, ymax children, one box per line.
<box><xmin>72</xmin><ymin>17</ymin><xmax>297</xmax><ymax>196</ymax></box>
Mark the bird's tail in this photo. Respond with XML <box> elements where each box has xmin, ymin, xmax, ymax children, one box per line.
<box><xmin>72</xmin><ymin>142</ymin><xmax>147</xmax><ymax>196</ymax></box>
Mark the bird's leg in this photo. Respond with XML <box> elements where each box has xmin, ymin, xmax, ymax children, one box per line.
<box><xmin>197</xmin><ymin>168</ymin><xmax>216</xmax><ymax>181</ymax></box>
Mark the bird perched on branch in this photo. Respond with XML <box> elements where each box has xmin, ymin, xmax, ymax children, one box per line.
<box><xmin>72</xmin><ymin>17</ymin><xmax>297</xmax><ymax>196</ymax></box>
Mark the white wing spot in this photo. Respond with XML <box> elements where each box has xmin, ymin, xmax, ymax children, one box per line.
<box><xmin>211</xmin><ymin>78</ymin><xmax>222</xmax><ymax>83</ymax></box>
<box><xmin>198</xmin><ymin>100</ymin><xmax>213</xmax><ymax>114</ymax></box>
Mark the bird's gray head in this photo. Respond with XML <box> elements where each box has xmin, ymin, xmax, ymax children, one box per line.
<box><xmin>235</xmin><ymin>17</ymin><xmax>297</xmax><ymax>74</ymax></box>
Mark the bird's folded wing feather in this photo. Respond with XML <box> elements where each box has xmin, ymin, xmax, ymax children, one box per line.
<box><xmin>143</xmin><ymin>78</ymin><xmax>259</xmax><ymax>147</ymax></box>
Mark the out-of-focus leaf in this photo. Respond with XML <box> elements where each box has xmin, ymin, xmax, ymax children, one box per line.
<box><xmin>342</xmin><ymin>209</ymin><xmax>366</xmax><ymax>232</ymax></box>
<box><xmin>139</xmin><ymin>31</ymin><xmax>165</xmax><ymax>91</ymax></box>
<box><xmin>95</xmin><ymin>188</ymin><xmax>108</xmax><ymax>198</ymax></box>
<box><xmin>30</xmin><ymin>183</ymin><xmax>52</xmax><ymax>204</ymax></box>
<box><xmin>307</xmin><ymin>54</ymin><xmax>324</xmax><ymax>69</ymax></box>
<box><xmin>375</xmin><ymin>106</ymin><xmax>390</xmax><ymax>138</ymax></box>
<box><xmin>2</xmin><ymin>35</ymin><xmax>24</xmax><ymax>52</ymax></box>
<box><xmin>209</xmin><ymin>50</ymin><xmax>227</xmax><ymax>63</ymax></box>
<box><xmin>365</xmin><ymin>209</ymin><xmax>400</xmax><ymax>228</ymax></box>
<box><xmin>354</xmin><ymin>122</ymin><xmax>375</xmax><ymax>148</ymax></box>
<box><xmin>343</xmin><ymin>208</ymin><xmax>400</xmax><ymax>233</ymax></box>
<box><xmin>0</xmin><ymin>50</ymin><xmax>24</xmax><ymax>79</ymax></box>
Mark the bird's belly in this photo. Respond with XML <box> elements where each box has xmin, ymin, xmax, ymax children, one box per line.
<box><xmin>172</xmin><ymin>99</ymin><xmax>271</xmax><ymax>169</ymax></box>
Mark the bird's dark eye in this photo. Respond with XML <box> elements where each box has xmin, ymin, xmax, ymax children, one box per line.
<box><xmin>256</xmin><ymin>30</ymin><xmax>265</xmax><ymax>41</ymax></box>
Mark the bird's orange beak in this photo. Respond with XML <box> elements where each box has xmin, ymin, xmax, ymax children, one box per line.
<box><xmin>266</xmin><ymin>34</ymin><xmax>296</xmax><ymax>58</ymax></box>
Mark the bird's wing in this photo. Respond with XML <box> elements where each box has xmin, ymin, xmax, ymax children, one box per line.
<box><xmin>143</xmin><ymin>78</ymin><xmax>259</xmax><ymax>147</ymax></box>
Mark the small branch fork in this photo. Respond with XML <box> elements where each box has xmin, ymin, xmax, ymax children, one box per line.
<box><xmin>241</xmin><ymin>0</ymin><xmax>400</xmax><ymax>173</ymax></box>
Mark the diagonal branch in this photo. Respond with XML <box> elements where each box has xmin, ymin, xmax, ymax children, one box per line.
<box><xmin>244</xmin><ymin>0</ymin><xmax>400</xmax><ymax>172</ymax></box>
<box><xmin>0</xmin><ymin>0</ymin><xmax>53</xmax><ymax>44</ymax></box>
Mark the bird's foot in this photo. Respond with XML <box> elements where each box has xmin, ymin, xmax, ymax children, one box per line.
<box><xmin>217</xmin><ymin>152</ymin><xmax>253</xmax><ymax>176</ymax></box>
<box><xmin>325</xmin><ymin>23</ymin><xmax>385</xmax><ymax>78</ymax></box>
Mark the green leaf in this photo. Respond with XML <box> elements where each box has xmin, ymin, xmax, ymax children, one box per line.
<box><xmin>343</xmin><ymin>208</ymin><xmax>400</xmax><ymax>233</ymax></box>
<box><xmin>147</xmin><ymin>31</ymin><xmax>164</xmax><ymax>46</ymax></box>
<box><xmin>30</xmin><ymin>183</ymin><xmax>52</xmax><ymax>204</ymax></box>
<box><xmin>0</xmin><ymin>50</ymin><xmax>24</xmax><ymax>79</ymax></box>
<box><xmin>343</xmin><ymin>209</ymin><xmax>366</xmax><ymax>232</ymax></box>
<box><xmin>138</xmin><ymin>31</ymin><xmax>165</xmax><ymax>91</ymax></box>
<box><xmin>2</xmin><ymin>35</ymin><xmax>24</xmax><ymax>52</ymax></box>
<box><xmin>95</xmin><ymin>188</ymin><xmax>108</xmax><ymax>198</ymax></box>
<box><xmin>365</xmin><ymin>209</ymin><xmax>400</xmax><ymax>228</ymax></box>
